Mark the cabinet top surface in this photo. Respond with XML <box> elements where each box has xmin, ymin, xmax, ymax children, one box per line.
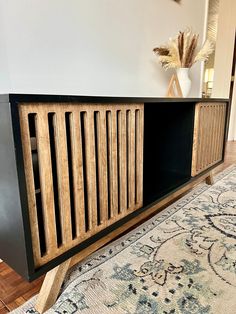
<box><xmin>0</xmin><ymin>94</ymin><xmax>228</xmax><ymax>104</ymax></box>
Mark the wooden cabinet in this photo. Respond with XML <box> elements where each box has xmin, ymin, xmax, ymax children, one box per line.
<box><xmin>191</xmin><ymin>102</ymin><xmax>227</xmax><ymax>176</ymax></box>
<box><xmin>0</xmin><ymin>95</ymin><xmax>229</xmax><ymax>281</ymax></box>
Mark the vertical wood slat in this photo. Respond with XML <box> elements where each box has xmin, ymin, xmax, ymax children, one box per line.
<box><xmin>135</xmin><ymin>109</ymin><xmax>144</xmax><ymax>207</ymax></box>
<box><xmin>204</xmin><ymin>104</ymin><xmax>211</xmax><ymax>168</ymax></box>
<box><xmin>70</xmin><ymin>112</ymin><xmax>85</xmax><ymax>237</ymax></box>
<box><xmin>119</xmin><ymin>110</ymin><xmax>127</xmax><ymax>212</ymax></box>
<box><xmin>191</xmin><ymin>102</ymin><xmax>227</xmax><ymax>176</ymax></box>
<box><xmin>208</xmin><ymin>106</ymin><xmax>214</xmax><ymax>166</ymax></box>
<box><xmin>214</xmin><ymin>104</ymin><xmax>224</xmax><ymax>161</ymax></box>
<box><xmin>214</xmin><ymin>105</ymin><xmax>221</xmax><ymax>161</ymax></box>
<box><xmin>218</xmin><ymin>104</ymin><xmax>227</xmax><ymax>160</ymax></box>
<box><xmin>35</xmin><ymin>110</ymin><xmax>58</xmax><ymax>255</ymax></box>
<box><xmin>212</xmin><ymin>105</ymin><xmax>219</xmax><ymax>162</ymax></box>
<box><xmin>84</xmin><ymin>110</ymin><xmax>98</xmax><ymax>230</ymax></box>
<box><xmin>96</xmin><ymin>110</ymin><xmax>108</xmax><ymax>224</ymax></box>
<box><xmin>53</xmin><ymin>111</ymin><xmax>72</xmax><ymax>245</ymax></box>
<box><xmin>191</xmin><ymin>103</ymin><xmax>200</xmax><ymax>177</ymax></box>
<box><xmin>199</xmin><ymin>105</ymin><xmax>207</xmax><ymax>170</ymax></box>
<box><xmin>205</xmin><ymin>106</ymin><xmax>211</xmax><ymax>166</ymax></box>
<box><xmin>107</xmin><ymin>110</ymin><xmax>118</xmax><ymax>218</ymax></box>
<box><xmin>128</xmin><ymin>110</ymin><xmax>136</xmax><ymax>210</ymax></box>
<box><xmin>18</xmin><ymin>109</ymin><xmax>41</xmax><ymax>265</ymax></box>
<box><xmin>192</xmin><ymin>105</ymin><xmax>199</xmax><ymax>176</ymax></box>
<box><xmin>19</xmin><ymin>103</ymin><xmax>144</xmax><ymax>267</ymax></box>
<box><xmin>209</xmin><ymin>105</ymin><xmax>216</xmax><ymax>164</ymax></box>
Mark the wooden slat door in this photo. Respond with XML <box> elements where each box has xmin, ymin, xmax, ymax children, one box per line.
<box><xmin>191</xmin><ymin>102</ymin><xmax>227</xmax><ymax>176</ymax></box>
<box><xmin>19</xmin><ymin>103</ymin><xmax>144</xmax><ymax>268</ymax></box>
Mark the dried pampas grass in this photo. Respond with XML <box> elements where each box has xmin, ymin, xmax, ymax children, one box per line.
<box><xmin>194</xmin><ymin>39</ymin><xmax>215</xmax><ymax>63</ymax></box>
<box><xmin>153</xmin><ymin>38</ymin><xmax>181</xmax><ymax>70</ymax></box>
<box><xmin>153</xmin><ymin>28</ymin><xmax>214</xmax><ymax>70</ymax></box>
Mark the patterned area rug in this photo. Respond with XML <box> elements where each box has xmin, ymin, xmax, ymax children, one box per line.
<box><xmin>12</xmin><ymin>166</ymin><xmax>236</xmax><ymax>314</ymax></box>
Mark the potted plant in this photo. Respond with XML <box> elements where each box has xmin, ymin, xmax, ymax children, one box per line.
<box><xmin>153</xmin><ymin>29</ymin><xmax>214</xmax><ymax>97</ymax></box>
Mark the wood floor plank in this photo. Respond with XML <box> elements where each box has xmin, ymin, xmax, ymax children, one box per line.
<box><xmin>0</xmin><ymin>262</ymin><xmax>43</xmax><ymax>308</ymax></box>
<box><xmin>0</xmin><ymin>301</ymin><xmax>5</xmax><ymax>310</ymax></box>
<box><xmin>0</xmin><ymin>307</ymin><xmax>9</xmax><ymax>314</ymax></box>
<box><xmin>6</xmin><ymin>297</ymin><xmax>26</xmax><ymax>311</ymax></box>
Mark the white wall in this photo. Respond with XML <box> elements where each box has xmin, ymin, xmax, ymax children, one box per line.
<box><xmin>211</xmin><ymin>0</ymin><xmax>236</xmax><ymax>140</ymax></box>
<box><xmin>0</xmin><ymin>6</ymin><xmax>10</xmax><ymax>93</ymax></box>
<box><xmin>228</xmin><ymin>66</ymin><xmax>236</xmax><ymax>141</ymax></box>
<box><xmin>0</xmin><ymin>0</ymin><xmax>207</xmax><ymax>97</ymax></box>
<box><xmin>212</xmin><ymin>0</ymin><xmax>236</xmax><ymax>98</ymax></box>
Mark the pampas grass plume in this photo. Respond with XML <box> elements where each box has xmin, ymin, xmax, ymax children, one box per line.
<box><xmin>153</xmin><ymin>28</ymin><xmax>214</xmax><ymax>70</ymax></box>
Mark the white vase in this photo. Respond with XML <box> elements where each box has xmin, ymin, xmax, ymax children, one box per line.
<box><xmin>176</xmin><ymin>67</ymin><xmax>191</xmax><ymax>97</ymax></box>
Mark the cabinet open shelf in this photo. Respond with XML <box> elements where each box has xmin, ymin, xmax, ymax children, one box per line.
<box><xmin>143</xmin><ymin>102</ymin><xmax>195</xmax><ymax>205</ymax></box>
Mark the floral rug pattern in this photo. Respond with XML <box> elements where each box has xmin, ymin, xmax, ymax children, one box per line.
<box><xmin>12</xmin><ymin>166</ymin><xmax>236</xmax><ymax>314</ymax></box>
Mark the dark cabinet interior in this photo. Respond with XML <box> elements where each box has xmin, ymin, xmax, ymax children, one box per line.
<box><xmin>143</xmin><ymin>102</ymin><xmax>195</xmax><ymax>205</ymax></box>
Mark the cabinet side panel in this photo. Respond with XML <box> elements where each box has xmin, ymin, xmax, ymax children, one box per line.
<box><xmin>0</xmin><ymin>102</ymin><xmax>29</xmax><ymax>279</ymax></box>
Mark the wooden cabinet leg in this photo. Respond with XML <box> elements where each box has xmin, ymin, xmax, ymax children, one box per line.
<box><xmin>206</xmin><ymin>172</ymin><xmax>214</xmax><ymax>185</ymax></box>
<box><xmin>35</xmin><ymin>258</ymin><xmax>71</xmax><ymax>313</ymax></box>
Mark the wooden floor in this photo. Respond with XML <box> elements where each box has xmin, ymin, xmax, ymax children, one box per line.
<box><xmin>0</xmin><ymin>141</ymin><xmax>235</xmax><ymax>313</ymax></box>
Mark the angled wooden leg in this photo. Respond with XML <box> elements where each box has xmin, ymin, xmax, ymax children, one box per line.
<box><xmin>206</xmin><ymin>171</ymin><xmax>214</xmax><ymax>185</ymax></box>
<box><xmin>35</xmin><ymin>258</ymin><xmax>71</xmax><ymax>313</ymax></box>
